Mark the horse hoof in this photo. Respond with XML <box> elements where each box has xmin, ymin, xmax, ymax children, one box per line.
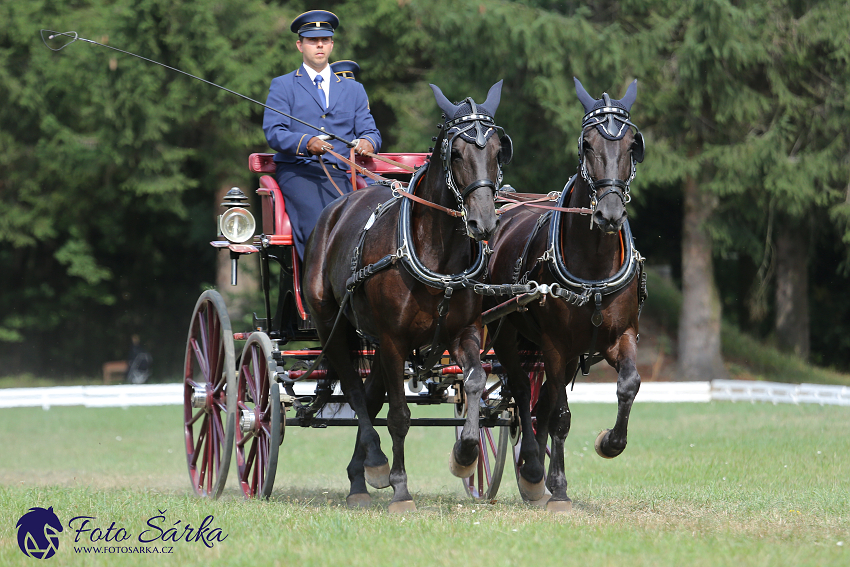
<box><xmin>346</xmin><ymin>493</ymin><xmax>372</xmax><ymax>508</ymax></box>
<box><xmin>526</xmin><ymin>493</ymin><xmax>551</xmax><ymax>508</ymax></box>
<box><xmin>546</xmin><ymin>499</ymin><xmax>572</xmax><ymax>514</ymax></box>
<box><xmin>518</xmin><ymin>476</ymin><xmax>546</xmax><ymax>502</ymax></box>
<box><xmin>594</xmin><ymin>429</ymin><xmax>624</xmax><ymax>459</ymax></box>
<box><xmin>448</xmin><ymin>452</ymin><xmax>478</xmax><ymax>478</ymax></box>
<box><xmin>364</xmin><ymin>463</ymin><xmax>391</xmax><ymax>489</ymax></box>
<box><xmin>387</xmin><ymin>500</ymin><xmax>416</xmax><ymax>514</ymax></box>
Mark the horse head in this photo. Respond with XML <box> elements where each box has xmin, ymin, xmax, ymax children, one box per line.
<box><xmin>574</xmin><ymin>78</ymin><xmax>644</xmax><ymax>234</ymax></box>
<box><xmin>430</xmin><ymin>81</ymin><xmax>508</xmax><ymax>241</ymax></box>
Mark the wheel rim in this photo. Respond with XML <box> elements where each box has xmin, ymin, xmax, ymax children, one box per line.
<box><xmin>184</xmin><ymin>290</ymin><xmax>236</xmax><ymax>498</ymax></box>
<box><xmin>454</xmin><ymin>378</ymin><xmax>509</xmax><ymax>501</ymax></box>
<box><xmin>235</xmin><ymin>333</ymin><xmax>281</xmax><ymax>499</ymax></box>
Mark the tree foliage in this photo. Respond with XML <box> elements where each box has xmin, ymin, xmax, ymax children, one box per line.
<box><xmin>1</xmin><ymin>0</ymin><xmax>849</xmax><ymax>376</ymax></box>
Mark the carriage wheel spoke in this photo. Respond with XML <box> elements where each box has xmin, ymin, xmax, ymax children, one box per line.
<box><xmin>186</xmin><ymin>407</ymin><xmax>205</xmax><ymax>428</ymax></box>
<box><xmin>243</xmin><ymin>440</ymin><xmax>257</xmax><ymax>483</ymax></box>
<box><xmin>251</xmin><ymin>439</ymin><xmax>261</xmax><ymax>492</ymax></box>
<box><xmin>482</xmin><ymin>430</ymin><xmax>493</xmax><ymax>480</ymax></box>
<box><xmin>211</xmin><ymin>408</ymin><xmax>225</xmax><ymax>475</ymax></box>
<box><xmin>192</xmin><ymin>417</ymin><xmax>208</xmax><ymax>469</ymax></box>
<box><xmin>190</xmin><ymin>338</ymin><xmax>208</xmax><ymax>383</ymax></box>
<box><xmin>257</xmin><ymin>433</ymin><xmax>266</xmax><ymax>492</ymax></box>
<box><xmin>210</xmin><ymin>344</ymin><xmax>225</xmax><ymax>393</ymax></box>
<box><xmin>477</xmin><ymin>443</ymin><xmax>485</xmax><ymax>495</ymax></box>
<box><xmin>243</xmin><ymin>364</ymin><xmax>257</xmax><ymax>404</ymax></box>
<box><xmin>205</xmin><ymin>413</ymin><xmax>216</xmax><ymax>495</ymax></box>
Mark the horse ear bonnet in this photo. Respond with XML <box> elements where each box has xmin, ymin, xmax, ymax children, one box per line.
<box><xmin>430</xmin><ymin>80</ymin><xmax>504</xmax><ymax>149</ymax></box>
<box><xmin>574</xmin><ymin>78</ymin><xmax>638</xmax><ymax>142</ymax></box>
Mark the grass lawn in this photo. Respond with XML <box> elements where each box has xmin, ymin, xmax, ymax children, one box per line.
<box><xmin>0</xmin><ymin>401</ymin><xmax>847</xmax><ymax>566</ymax></box>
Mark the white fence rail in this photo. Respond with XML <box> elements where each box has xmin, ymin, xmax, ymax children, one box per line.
<box><xmin>1</xmin><ymin>379</ymin><xmax>847</xmax><ymax>409</ymax></box>
<box><xmin>711</xmin><ymin>379</ymin><xmax>850</xmax><ymax>406</ymax></box>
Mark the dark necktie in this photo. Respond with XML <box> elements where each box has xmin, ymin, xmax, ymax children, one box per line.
<box><xmin>314</xmin><ymin>75</ymin><xmax>326</xmax><ymax>109</ymax></box>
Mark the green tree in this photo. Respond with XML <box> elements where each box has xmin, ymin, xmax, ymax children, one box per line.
<box><xmin>0</xmin><ymin>0</ymin><xmax>290</xmax><ymax>375</ymax></box>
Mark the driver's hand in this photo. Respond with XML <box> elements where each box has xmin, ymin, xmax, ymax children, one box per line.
<box><xmin>307</xmin><ymin>137</ymin><xmax>332</xmax><ymax>155</ymax></box>
<box><xmin>353</xmin><ymin>139</ymin><xmax>374</xmax><ymax>157</ymax></box>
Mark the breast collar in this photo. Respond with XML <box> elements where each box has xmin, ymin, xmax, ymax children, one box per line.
<box><xmin>395</xmin><ymin>163</ymin><xmax>488</xmax><ymax>290</ymax></box>
<box><xmin>538</xmin><ymin>175</ymin><xmax>642</xmax><ymax>298</ymax></box>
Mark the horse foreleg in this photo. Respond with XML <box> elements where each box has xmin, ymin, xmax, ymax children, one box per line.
<box><xmin>379</xmin><ymin>340</ymin><xmax>415</xmax><ymax>513</ymax></box>
<box><xmin>448</xmin><ymin>326</ymin><xmax>486</xmax><ymax>478</ymax></box>
<box><xmin>324</xmin><ymin>328</ymin><xmax>389</xmax><ymax>492</ymax></box>
<box><xmin>346</xmin><ymin>353</ymin><xmax>386</xmax><ymax>508</ymax></box>
<box><xmin>542</xmin><ymin>357</ymin><xmax>576</xmax><ymax>513</ymax></box>
<box><xmin>492</xmin><ymin>321</ymin><xmax>545</xmax><ymax>500</ymax></box>
<box><xmin>596</xmin><ymin>330</ymin><xmax>640</xmax><ymax>459</ymax></box>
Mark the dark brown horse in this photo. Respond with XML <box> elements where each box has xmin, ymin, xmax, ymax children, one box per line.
<box><xmin>486</xmin><ymin>78</ymin><xmax>646</xmax><ymax>512</ymax></box>
<box><xmin>302</xmin><ymin>81</ymin><xmax>509</xmax><ymax>512</ymax></box>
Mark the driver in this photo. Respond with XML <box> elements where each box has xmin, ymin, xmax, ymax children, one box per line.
<box><xmin>263</xmin><ymin>10</ymin><xmax>382</xmax><ymax>260</ymax></box>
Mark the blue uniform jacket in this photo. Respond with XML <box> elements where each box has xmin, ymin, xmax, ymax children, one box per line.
<box><xmin>262</xmin><ymin>65</ymin><xmax>381</xmax><ymax>169</ymax></box>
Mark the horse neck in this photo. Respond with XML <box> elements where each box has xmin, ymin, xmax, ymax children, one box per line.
<box><xmin>561</xmin><ymin>175</ymin><xmax>623</xmax><ymax>279</ymax></box>
<box><xmin>409</xmin><ymin>161</ymin><xmax>474</xmax><ymax>273</ymax></box>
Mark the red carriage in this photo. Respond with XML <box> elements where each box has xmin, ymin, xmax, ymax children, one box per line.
<box><xmin>183</xmin><ymin>151</ymin><xmax>516</xmax><ymax>501</ymax></box>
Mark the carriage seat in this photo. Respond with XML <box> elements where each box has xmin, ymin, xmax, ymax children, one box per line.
<box><xmin>248</xmin><ymin>152</ymin><xmax>430</xmax><ymax>242</ymax></box>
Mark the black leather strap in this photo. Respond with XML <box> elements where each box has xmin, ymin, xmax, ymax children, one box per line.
<box><xmin>460</xmin><ymin>178</ymin><xmax>496</xmax><ymax>200</ymax></box>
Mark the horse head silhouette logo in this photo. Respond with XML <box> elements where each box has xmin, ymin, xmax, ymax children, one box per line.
<box><xmin>16</xmin><ymin>506</ymin><xmax>63</xmax><ymax>559</ymax></box>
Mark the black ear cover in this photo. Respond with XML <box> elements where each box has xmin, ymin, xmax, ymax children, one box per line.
<box><xmin>498</xmin><ymin>134</ymin><xmax>513</xmax><ymax>165</ymax></box>
<box><xmin>631</xmin><ymin>132</ymin><xmax>645</xmax><ymax>163</ymax></box>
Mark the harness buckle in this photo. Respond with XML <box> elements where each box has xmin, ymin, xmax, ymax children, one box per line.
<box><xmin>538</xmin><ymin>245</ymin><xmax>556</xmax><ymax>264</ymax></box>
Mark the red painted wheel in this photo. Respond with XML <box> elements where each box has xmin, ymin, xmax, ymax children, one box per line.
<box><xmin>184</xmin><ymin>290</ymin><xmax>236</xmax><ymax>498</ymax></box>
<box><xmin>513</xmin><ymin>368</ymin><xmax>552</xmax><ymax>501</ymax></box>
<box><xmin>454</xmin><ymin>378</ymin><xmax>509</xmax><ymax>501</ymax></box>
<box><xmin>235</xmin><ymin>332</ymin><xmax>283</xmax><ymax>499</ymax></box>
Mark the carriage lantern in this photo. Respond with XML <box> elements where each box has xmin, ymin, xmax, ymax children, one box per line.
<box><xmin>219</xmin><ymin>187</ymin><xmax>256</xmax><ymax>244</ymax></box>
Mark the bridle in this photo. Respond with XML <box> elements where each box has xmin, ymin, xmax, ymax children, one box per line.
<box><xmin>439</xmin><ymin>98</ymin><xmax>512</xmax><ymax>229</ymax></box>
<box><xmin>577</xmin><ymin>93</ymin><xmax>644</xmax><ymax>214</ymax></box>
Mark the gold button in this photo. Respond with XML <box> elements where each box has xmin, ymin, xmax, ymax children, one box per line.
<box><xmin>321</xmin><ymin>114</ymin><xmax>326</xmax><ymax>119</ymax></box>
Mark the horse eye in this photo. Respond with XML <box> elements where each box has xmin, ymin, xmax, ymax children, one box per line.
<box><xmin>451</xmin><ymin>149</ymin><xmax>462</xmax><ymax>161</ymax></box>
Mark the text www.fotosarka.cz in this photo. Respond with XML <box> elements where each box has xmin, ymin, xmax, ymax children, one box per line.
<box><xmin>15</xmin><ymin>506</ymin><xmax>228</xmax><ymax>559</ymax></box>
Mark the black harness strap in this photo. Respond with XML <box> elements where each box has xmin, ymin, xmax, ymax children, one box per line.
<box><xmin>513</xmin><ymin>211</ymin><xmax>552</xmax><ymax>285</ymax></box>
<box><xmin>461</xmin><ymin>178</ymin><xmax>497</xmax><ymax>200</ymax></box>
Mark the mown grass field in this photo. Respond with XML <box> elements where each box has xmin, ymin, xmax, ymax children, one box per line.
<box><xmin>0</xmin><ymin>401</ymin><xmax>847</xmax><ymax>566</ymax></box>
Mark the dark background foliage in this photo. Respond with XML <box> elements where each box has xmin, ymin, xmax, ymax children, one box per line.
<box><xmin>1</xmin><ymin>0</ymin><xmax>848</xmax><ymax>378</ymax></box>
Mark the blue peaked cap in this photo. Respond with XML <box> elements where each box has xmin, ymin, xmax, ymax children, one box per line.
<box><xmin>291</xmin><ymin>10</ymin><xmax>339</xmax><ymax>37</ymax></box>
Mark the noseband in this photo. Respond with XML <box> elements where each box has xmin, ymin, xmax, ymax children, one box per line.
<box><xmin>577</xmin><ymin>94</ymin><xmax>642</xmax><ymax>213</ymax></box>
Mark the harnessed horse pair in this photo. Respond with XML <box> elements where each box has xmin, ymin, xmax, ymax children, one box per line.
<box><xmin>303</xmin><ymin>78</ymin><xmax>645</xmax><ymax>512</ymax></box>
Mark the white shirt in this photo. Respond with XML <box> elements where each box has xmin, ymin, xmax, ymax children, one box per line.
<box><xmin>302</xmin><ymin>64</ymin><xmax>331</xmax><ymax>108</ymax></box>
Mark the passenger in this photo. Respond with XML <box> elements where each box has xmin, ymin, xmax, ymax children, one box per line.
<box><xmin>262</xmin><ymin>10</ymin><xmax>381</xmax><ymax>260</ymax></box>
<box><xmin>330</xmin><ymin>60</ymin><xmax>361</xmax><ymax>81</ymax></box>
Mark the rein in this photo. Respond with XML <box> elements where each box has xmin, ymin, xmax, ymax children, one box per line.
<box><xmin>324</xmin><ymin>148</ymin><xmax>464</xmax><ymax>217</ymax></box>
<box><xmin>495</xmin><ymin>191</ymin><xmax>592</xmax><ymax>215</ymax></box>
